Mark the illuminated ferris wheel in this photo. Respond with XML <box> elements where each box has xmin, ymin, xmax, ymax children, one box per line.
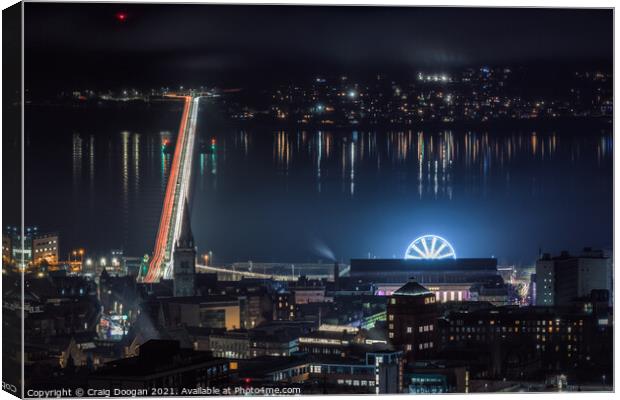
<box><xmin>404</xmin><ymin>235</ymin><xmax>456</xmax><ymax>260</ymax></box>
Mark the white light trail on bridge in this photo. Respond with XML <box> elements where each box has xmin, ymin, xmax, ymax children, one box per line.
<box><xmin>143</xmin><ymin>95</ymin><xmax>199</xmax><ymax>283</ymax></box>
<box><xmin>164</xmin><ymin>96</ymin><xmax>200</xmax><ymax>279</ymax></box>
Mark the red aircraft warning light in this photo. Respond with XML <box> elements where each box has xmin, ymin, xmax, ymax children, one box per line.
<box><xmin>115</xmin><ymin>12</ymin><xmax>127</xmax><ymax>22</ymax></box>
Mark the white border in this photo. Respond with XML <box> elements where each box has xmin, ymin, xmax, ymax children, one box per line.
<box><xmin>0</xmin><ymin>2</ymin><xmax>616</xmax><ymax>400</ymax></box>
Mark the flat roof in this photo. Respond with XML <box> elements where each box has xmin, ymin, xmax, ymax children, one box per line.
<box><xmin>351</xmin><ymin>258</ymin><xmax>498</xmax><ymax>272</ymax></box>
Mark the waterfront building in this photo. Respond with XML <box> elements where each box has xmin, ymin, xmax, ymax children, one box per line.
<box><xmin>351</xmin><ymin>257</ymin><xmax>500</xmax><ymax>303</ymax></box>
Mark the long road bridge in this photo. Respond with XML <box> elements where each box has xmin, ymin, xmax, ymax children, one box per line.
<box><xmin>139</xmin><ymin>93</ymin><xmax>348</xmax><ymax>283</ymax></box>
<box><xmin>140</xmin><ymin>95</ymin><xmax>199</xmax><ymax>283</ymax></box>
<box><xmin>194</xmin><ymin>263</ymin><xmax>351</xmax><ymax>281</ymax></box>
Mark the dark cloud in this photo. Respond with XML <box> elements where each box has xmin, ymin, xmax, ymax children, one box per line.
<box><xmin>25</xmin><ymin>4</ymin><xmax>612</xmax><ymax>91</ymax></box>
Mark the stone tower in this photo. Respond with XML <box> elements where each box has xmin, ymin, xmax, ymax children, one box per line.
<box><xmin>173</xmin><ymin>199</ymin><xmax>196</xmax><ymax>297</ymax></box>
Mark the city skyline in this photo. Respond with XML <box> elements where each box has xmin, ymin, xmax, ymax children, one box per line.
<box><xmin>3</xmin><ymin>2</ymin><xmax>614</xmax><ymax>397</ymax></box>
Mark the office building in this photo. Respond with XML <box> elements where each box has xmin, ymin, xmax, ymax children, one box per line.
<box><xmin>387</xmin><ymin>280</ymin><xmax>439</xmax><ymax>362</ymax></box>
<box><xmin>32</xmin><ymin>232</ymin><xmax>59</xmax><ymax>265</ymax></box>
<box><xmin>535</xmin><ymin>248</ymin><xmax>612</xmax><ymax>306</ymax></box>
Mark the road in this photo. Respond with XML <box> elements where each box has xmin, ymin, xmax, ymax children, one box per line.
<box><xmin>142</xmin><ymin>95</ymin><xmax>199</xmax><ymax>283</ymax></box>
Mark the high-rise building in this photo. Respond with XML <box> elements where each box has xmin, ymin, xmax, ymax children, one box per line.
<box><xmin>173</xmin><ymin>201</ymin><xmax>196</xmax><ymax>297</ymax></box>
<box><xmin>387</xmin><ymin>279</ymin><xmax>439</xmax><ymax>363</ymax></box>
<box><xmin>535</xmin><ymin>248</ymin><xmax>612</xmax><ymax>306</ymax></box>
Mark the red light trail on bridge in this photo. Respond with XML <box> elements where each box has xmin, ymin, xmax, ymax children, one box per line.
<box><xmin>143</xmin><ymin>95</ymin><xmax>193</xmax><ymax>283</ymax></box>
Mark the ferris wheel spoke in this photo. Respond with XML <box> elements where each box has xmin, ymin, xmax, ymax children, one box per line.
<box><xmin>404</xmin><ymin>235</ymin><xmax>456</xmax><ymax>260</ymax></box>
<box><xmin>436</xmin><ymin>251</ymin><xmax>455</xmax><ymax>259</ymax></box>
<box><xmin>432</xmin><ymin>242</ymin><xmax>447</xmax><ymax>258</ymax></box>
<box><xmin>421</xmin><ymin>238</ymin><xmax>431</xmax><ymax>258</ymax></box>
<box><xmin>429</xmin><ymin>236</ymin><xmax>438</xmax><ymax>257</ymax></box>
<box><xmin>409</xmin><ymin>243</ymin><xmax>427</xmax><ymax>258</ymax></box>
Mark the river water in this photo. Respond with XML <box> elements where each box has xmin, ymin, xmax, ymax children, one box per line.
<box><xmin>24</xmin><ymin>100</ymin><xmax>613</xmax><ymax>266</ymax></box>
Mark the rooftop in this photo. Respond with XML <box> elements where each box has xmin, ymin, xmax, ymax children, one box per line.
<box><xmin>393</xmin><ymin>279</ymin><xmax>433</xmax><ymax>297</ymax></box>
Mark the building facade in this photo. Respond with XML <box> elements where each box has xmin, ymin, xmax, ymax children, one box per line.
<box><xmin>387</xmin><ymin>280</ymin><xmax>439</xmax><ymax>362</ymax></box>
<box><xmin>32</xmin><ymin>232</ymin><xmax>60</xmax><ymax>265</ymax></box>
<box><xmin>535</xmin><ymin>249</ymin><xmax>612</xmax><ymax>306</ymax></box>
<box><xmin>351</xmin><ymin>258</ymin><xmax>501</xmax><ymax>303</ymax></box>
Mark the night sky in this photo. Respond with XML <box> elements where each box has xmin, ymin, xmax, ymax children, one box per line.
<box><xmin>25</xmin><ymin>4</ymin><xmax>612</xmax><ymax>92</ymax></box>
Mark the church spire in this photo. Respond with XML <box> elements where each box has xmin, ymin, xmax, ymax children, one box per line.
<box><xmin>177</xmin><ymin>198</ymin><xmax>194</xmax><ymax>249</ymax></box>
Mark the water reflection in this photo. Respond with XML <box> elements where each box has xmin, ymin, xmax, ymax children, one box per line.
<box><xmin>72</xmin><ymin>133</ymin><xmax>83</xmax><ymax>190</ymax></box>
<box><xmin>274</xmin><ymin>130</ymin><xmax>291</xmax><ymax>173</ymax></box>
<box><xmin>62</xmin><ymin>119</ymin><xmax>611</xmax><ymax>261</ymax></box>
<box><xmin>221</xmin><ymin>128</ymin><xmax>612</xmax><ymax>200</ymax></box>
<box><xmin>70</xmin><ymin>128</ymin><xmax>612</xmax><ymax>204</ymax></box>
<box><xmin>133</xmin><ymin>133</ymin><xmax>140</xmax><ymax>194</ymax></box>
<box><xmin>88</xmin><ymin>135</ymin><xmax>95</xmax><ymax>188</ymax></box>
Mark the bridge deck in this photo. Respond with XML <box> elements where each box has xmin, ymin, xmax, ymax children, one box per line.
<box><xmin>142</xmin><ymin>95</ymin><xmax>198</xmax><ymax>283</ymax></box>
